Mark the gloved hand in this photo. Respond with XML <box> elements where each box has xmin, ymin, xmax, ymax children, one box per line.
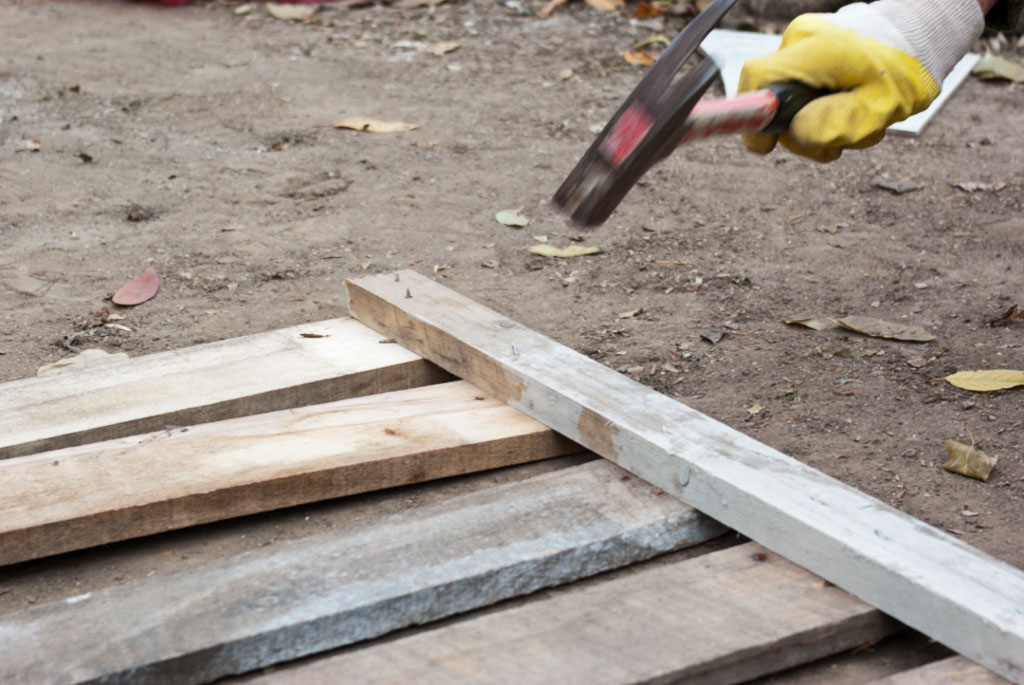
<box><xmin>738</xmin><ymin>0</ymin><xmax>984</xmax><ymax>162</ymax></box>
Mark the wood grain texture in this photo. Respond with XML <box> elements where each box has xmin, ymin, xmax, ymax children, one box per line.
<box><xmin>253</xmin><ymin>542</ymin><xmax>896</xmax><ymax>685</ymax></box>
<box><xmin>871</xmin><ymin>657</ymin><xmax>1013</xmax><ymax>685</ymax></box>
<box><xmin>0</xmin><ymin>460</ymin><xmax>726</xmax><ymax>685</ymax></box>
<box><xmin>0</xmin><ymin>381</ymin><xmax>576</xmax><ymax>565</ymax></box>
<box><xmin>346</xmin><ymin>270</ymin><xmax>1024</xmax><ymax>685</ymax></box>
<box><xmin>0</xmin><ymin>317</ymin><xmax>451</xmax><ymax>459</ymax></box>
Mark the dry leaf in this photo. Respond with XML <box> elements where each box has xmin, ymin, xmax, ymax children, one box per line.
<box><xmin>529</xmin><ymin>244</ymin><xmax>602</xmax><ymax>258</ymax></box>
<box><xmin>702</xmin><ymin>331</ymin><xmax>724</xmax><ymax>345</ymax></box>
<box><xmin>536</xmin><ymin>0</ymin><xmax>569</xmax><ymax>17</ymax></box>
<box><xmin>747</xmin><ymin>400</ymin><xmax>764</xmax><ymax>415</ymax></box>
<box><xmin>300</xmin><ymin>333</ymin><xmax>330</xmax><ymax>338</ymax></box>
<box><xmin>971</xmin><ymin>54</ymin><xmax>1024</xmax><ymax>82</ymax></box>
<box><xmin>632</xmin><ymin>35</ymin><xmax>669</xmax><ymax>49</ymax></box>
<box><xmin>834</xmin><ymin>315</ymin><xmax>935</xmax><ymax>342</ymax></box>
<box><xmin>234</xmin><ymin>3</ymin><xmax>254</xmax><ymax>15</ymax></box>
<box><xmin>784</xmin><ymin>317</ymin><xmax>832</xmax><ymax>331</ymax></box>
<box><xmin>906</xmin><ymin>356</ymin><xmax>930</xmax><ymax>368</ymax></box>
<box><xmin>266</xmin><ymin>3</ymin><xmax>317</xmax><ymax>21</ymax></box>
<box><xmin>333</xmin><ymin>118</ymin><xmax>420</xmax><ymax>133</ymax></box>
<box><xmin>495</xmin><ymin>210</ymin><xmax>529</xmax><ymax>227</ymax></box>
<box><xmin>632</xmin><ymin>1</ymin><xmax>664</xmax><ymax>17</ymax></box>
<box><xmin>584</xmin><ymin>0</ymin><xmax>625</xmax><ymax>10</ymax></box>
<box><xmin>623</xmin><ymin>48</ymin><xmax>657</xmax><ymax>66</ymax></box>
<box><xmin>943</xmin><ymin>438</ymin><xmax>997</xmax><ymax>481</ymax></box>
<box><xmin>992</xmin><ymin>304</ymin><xmax>1024</xmax><ymax>327</ymax></box>
<box><xmin>37</xmin><ymin>349</ymin><xmax>129</xmax><ymax>377</ymax></box>
<box><xmin>875</xmin><ymin>179</ymin><xmax>921</xmax><ymax>194</ymax></box>
<box><xmin>112</xmin><ymin>267</ymin><xmax>160</xmax><ymax>306</ymax></box>
<box><xmin>952</xmin><ymin>181</ymin><xmax>1007</xmax><ymax>192</ymax></box>
<box><xmin>427</xmin><ymin>41</ymin><xmax>461</xmax><ymax>56</ymax></box>
<box><xmin>24</xmin><ymin>140</ymin><xmax>41</xmax><ymax>152</ymax></box>
<box><xmin>618</xmin><ymin>308</ymin><xmax>643</xmax><ymax>319</ymax></box>
<box><xmin>944</xmin><ymin>370</ymin><xmax>1024</xmax><ymax>392</ymax></box>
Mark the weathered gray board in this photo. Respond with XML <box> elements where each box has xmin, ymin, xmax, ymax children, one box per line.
<box><xmin>0</xmin><ymin>460</ymin><xmax>726</xmax><ymax>685</ymax></box>
<box><xmin>0</xmin><ymin>317</ymin><xmax>449</xmax><ymax>460</ymax></box>
<box><xmin>346</xmin><ymin>270</ymin><xmax>1024</xmax><ymax>684</ymax></box>
<box><xmin>871</xmin><ymin>657</ymin><xmax>1013</xmax><ymax>685</ymax></box>
<box><xmin>1</xmin><ymin>381</ymin><xmax>575</xmax><ymax>565</ymax></box>
<box><xmin>253</xmin><ymin>542</ymin><xmax>897</xmax><ymax>685</ymax></box>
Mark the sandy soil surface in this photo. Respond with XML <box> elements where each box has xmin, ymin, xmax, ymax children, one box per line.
<box><xmin>1</xmin><ymin>0</ymin><xmax>1022</xmax><ymax>616</ymax></box>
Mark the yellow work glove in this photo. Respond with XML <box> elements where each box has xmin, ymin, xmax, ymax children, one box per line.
<box><xmin>739</xmin><ymin>0</ymin><xmax>984</xmax><ymax>162</ymax></box>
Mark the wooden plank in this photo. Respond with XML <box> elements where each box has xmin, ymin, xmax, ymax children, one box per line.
<box><xmin>871</xmin><ymin>657</ymin><xmax>1013</xmax><ymax>685</ymax></box>
<box><xmin>0</xmin><ymin>460</ymin><xmax>726</xmax><ymax>685</ymax></box>
<box><xmin>252</xmin><ymin>542</ymin><xmax>897</xmax><ymax>685</ymax></box>
<box><xmin>346</xmin><ymin>270</ymin><xmax>1024</xmax><ymax>684</ymax></box>
<box><xmin>0</xmin><ymin>317</ymin><xmax>451</xmax><ymax>460</ymax></box>
<box><xmin>0</xmin><ymin>380</ymin><xmax>576</xmax><ymax>565</ymax></box>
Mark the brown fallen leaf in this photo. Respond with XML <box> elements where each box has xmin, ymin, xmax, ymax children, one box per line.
<box><xmin>834</xmin><ymin>315</ymin><xmax>935</xmax><ymax>342</ymax></box>
<box><xmin>112</xmin><ymin>267</ymin><xmax>160</xmax><ymax>306</ymax></box>
<box><xmin>992</xmin><ymin>304</ymin><xmax>1024</xmax><ymax>327</ymax></box>
<box><xmin>266</xmin><ymin>2</ymin><xmax>317</xmax><ymax>21</ymax></box>
<box><xmin>623</xmin><ymin>48</ymin><xmax>657</xmax><ymax>66</ymax></box>
<box><xmin>943</xmin><ymin>438</ymin><xmax>997</xmax><ymax>481</ymax></box>
<box><xmin>427</xmin><ymin>41</ymin><xmax>461</xmax><ymax>56</ymax></box>
<box><xmin>536</xmin><ymin>0</ymin><xmax>568</xmax><ymax>17</ymax></box>
<box><xmin>333</xmin><ymin>118</ymin><xmax>420</xmax><ymax>133</ymax></box>
<box><xmin>618</xmin><ymin>308</ymin><xmax>643</xmax><ymax>319</ymax></box>
<box><xmin>300</xmin><ymin>333</ymin><xmax>330</xmax><ymax>338</ymax></box>
<box><xmin>875</xmin><ymin>178</ymin><xmax>921</xmax><ymax>194</ymax></box>
<box><xmin>585</xmin><ymin>0</ymin><xmax>625</xmax><ymax>9</ymax></box>
<box><xmin>952</xmin><ymin>181</ymin><xmax>1007</xmax><ymax>192</ymax></box>
<box><xmin>784</xmin><ymin>317</ymin><xmax>832</xmax><ymax>331</ymax></box>
<box><xmin>632</xmin><ymin>0</ymin><xmax>663</xmax><ymax>17</ymax></box>
<box><xmin>747</xmin><ymin>400</ymin><xmax>764</xmax><ymax>415</ymax></box>
<box><xmin>529</xmin><ymin>244</ymin><xmax>602</xmax><ymax>258</ymax></box>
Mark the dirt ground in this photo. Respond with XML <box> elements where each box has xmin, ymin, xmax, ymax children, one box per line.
<box><xmin>1</xmin><ymin>0</ymin><xmax>1022</xmax><ymax>619</ymax></box>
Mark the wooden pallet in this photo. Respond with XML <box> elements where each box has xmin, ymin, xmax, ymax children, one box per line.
<box><xmin>0</xmin><ymin>273</ymin><xmax>1019</xmax><ymax>685</ymax></box>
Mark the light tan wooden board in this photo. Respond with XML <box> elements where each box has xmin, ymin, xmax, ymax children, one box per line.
<box><xmin>252</xmin><ymin>542</ymin><xmax>896</xmax><ymax>685</ymax></box>
<box><xmin>0</xmin><ymin>380</ymin><xmax>576</xmax><ymax>565</ymax></box>
<box><xmin>871</xmin><ymin>657</ymin><xmax>1013</xmax><ymax>684</ymax></box>
<box><xmin>0</xmin><ymin>317</ymin><xmax>450</xmax><ymax>459</ymax></box>
<box><xmin>346</xmin><ymin>270</ymin><xmax>1024</xmax><ymax>684</ymax></box>
<box><xmin>0</xmin><ymin>460</ymin><xmax>725</xmax><ymax>685</ymax></box>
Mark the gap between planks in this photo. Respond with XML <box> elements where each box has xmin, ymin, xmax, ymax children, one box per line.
<box><xmin>0</xmin><ymin>317</ymin><xmax>450</xmax><ymax>460</ymax></box>
<box><xmin>0</xmin><ymin>380</ymin><xmax>575</xmax><ymax>565</ymax></box>
<box><xmin>345</xmin><ymin>270</ymin><xmax>1024</xmax><ymax>684</ymax></box>
<box><xmin>0</xmin><ymin>460</ymin><xmax>726</xmax><ymax>684</ymax></box>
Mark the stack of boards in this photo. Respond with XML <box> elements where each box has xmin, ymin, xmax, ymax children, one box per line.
<box><xmin>0</xmin><ymin>271</ymin><xmax>1020</xmax><ymax>684</ymax></box>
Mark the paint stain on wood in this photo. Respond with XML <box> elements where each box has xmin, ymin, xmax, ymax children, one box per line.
<box><xmin>577</xmin><ymin>407</ymin><xmax>620</xmax><ymax>462</ymax></box>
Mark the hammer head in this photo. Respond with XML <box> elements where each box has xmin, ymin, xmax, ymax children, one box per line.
<box><xmin>552</xmin><ymin>57</ymin><xmax>719</xmax><ymax>228</ymax></box>
<box><xmin>551</xmin><ymin>0</ymin><xmax>736</xmax><ymax>227</ymax></box>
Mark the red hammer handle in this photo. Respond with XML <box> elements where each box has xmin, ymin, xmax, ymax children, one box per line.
<box><xmin>682</xmin><ymin>81</ymin><xmax>825</xmax><ymax>143</ymax></box>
